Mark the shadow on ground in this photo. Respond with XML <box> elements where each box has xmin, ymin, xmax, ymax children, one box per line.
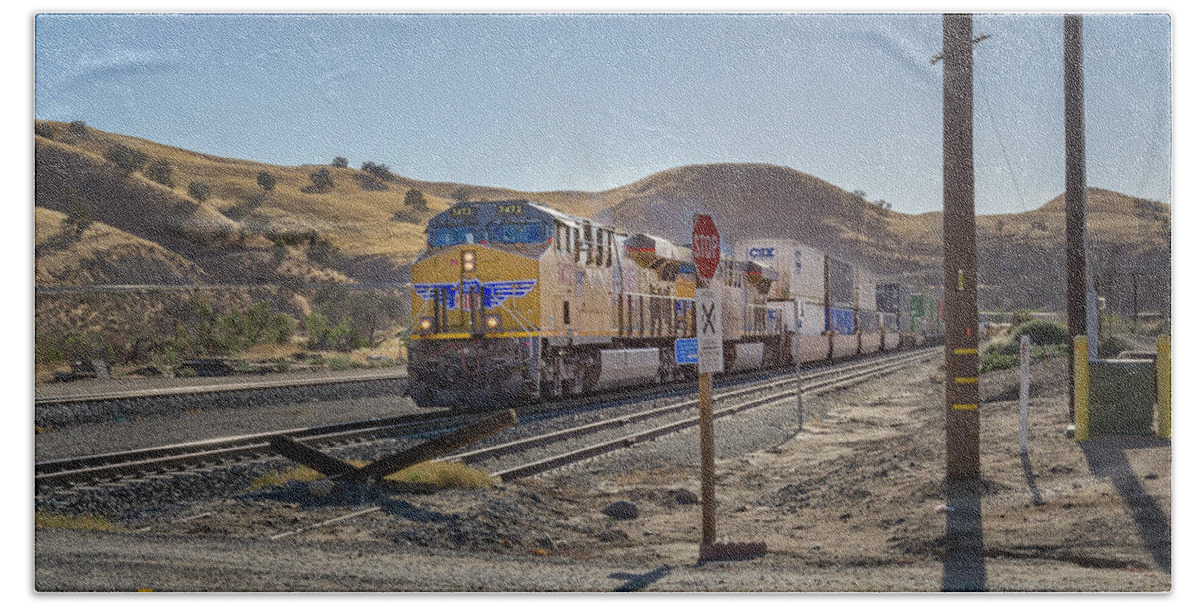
<box><xmin>610</xmin><ymin>566</ymin><xmax>672</xmax><ymax>592</ymax></box>
<box><xmin>1080</xmin><ymin>435</ymin><xmax>1171</xmax><ymax>574</ymax></box>
<box><xmin>942</xmin><ymin>477</ymin><xmax>986</xmax><ymax>592</ymax></box>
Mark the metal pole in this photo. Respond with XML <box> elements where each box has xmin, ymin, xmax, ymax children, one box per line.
<box><xmin>1064</xmin><ymin>14</ymin><xmax>1089</xmax><ymax>418</ymax></box>
<box><xmin>942</xmin><ymin>13</ymin><xmax>981</xmax><ymax>479</ymax></box>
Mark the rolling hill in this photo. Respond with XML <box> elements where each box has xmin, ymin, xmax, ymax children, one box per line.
<box><xmin>34</xmin><ymin>121</ymin><xmax>1171</xmax><ymax>317</ymax></box>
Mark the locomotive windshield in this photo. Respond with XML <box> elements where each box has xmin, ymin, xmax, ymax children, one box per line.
<box><xmin>428</xmin><ymin>226</ymin><xmax>477</xmax><ymax>247</ymax></box>
<box><xmin>490</xmin><ymin>221</ymin><xmax>546</xmax><ymax>244</ymax></box>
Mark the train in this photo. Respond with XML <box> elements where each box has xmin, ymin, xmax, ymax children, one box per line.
<box><xmin>405</xmin><ymin>199</ymin><xmax>944</xmax><ymax>408</ymax></box>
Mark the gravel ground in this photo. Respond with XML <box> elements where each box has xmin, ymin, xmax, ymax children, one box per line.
<box><xmin>34</xmin><ymin>355</ymin><xmax>1171</xmax><ymax>592</ymax></box>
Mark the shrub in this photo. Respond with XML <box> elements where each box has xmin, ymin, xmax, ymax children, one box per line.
<box><xmin>332</xmin><ymin>156</ymin><xmax>349</xmax><ymax>168</ymax></box>
<box><xmin>404</xmin><ymin>188</ymin><xmax>428</xmax><ymax>210</ymax></box>
<box><xmin>308</xmin><ymin>168</ymin><xmax>334</xmax><ymax>192</ymax></box>
<box><xmin>353</xmin><ymin>173</ymin><xmax>389</xmax><ymax>191</ymax></box>
<box><xmin>188</xmin><ymin>181</ymin><xmax>212</xmax><ymax>202</ymax></box>
<box><xmin>1100</xmin><ymin>334</ymin><xmax>1131</xmax><ymax>358</ymax></box>
<box><xmin>58</xmin><ymin>330</ymin><xmax>117</xmax><ymax>362</ymax></box>
<box><xmin>361</xmin><ymin>161</ymin><xmax>395</xmax><ymax>182</ymax></box>
<box><xmin>257</xmin><ymin>171</ymin><xmax>276</xmax><ymax>192</ymax></box>
<box><xmin>35</xmin><ymin>122</ymin><xmax>55</xmax><ymax>139</ymax></box>
<box><xmin>61</xmin><ymin>194</ymin><xmax>93</xmax><ymax>236</ymax></box>
<box><xmin>104</xmin><ymin>143</ymin><xmax>148</xmax><ymax>175</ymax></box>
<box><xmin>326</xmin><ymin>354</ymin><xmax>352</xmax><ymax>370</ymax></box>
<box><xmin>143</xmin><ymin>159</ymin><xmax>175</xmax><ymax>188</ymax></box>
<box><xmin>1010</xmin><ymin>309</ymin><xmax>1033</xmax><ymax>326</ymax></box>
<box><xmin>67</xmin><ymin>120</ymin><xmax>89</xmax><ymax>138</ymax></box>
<box><xmin>450</xmin><ymin>187</ymin><xmax>472</xmax><ymax>203</ymax></box>
<box><xmin>1010</xmin><ymin>319</ymin><xmax>1069</xmax><ymax>346</ymax></box>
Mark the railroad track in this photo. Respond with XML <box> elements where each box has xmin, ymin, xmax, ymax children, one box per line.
<box><xmin>263</xmin><ymin>347</ymin><xmax>937</xmax><ymax>540</ymax></box>
<box><xmin>36</xmin><ymin>347</ymin><xmax>936</xmax><ymax>493</ymax></box>
<box><xmin>454</xmin><ymin>347</ymin><xmax>936</xmax><ymax>480</ymax></box>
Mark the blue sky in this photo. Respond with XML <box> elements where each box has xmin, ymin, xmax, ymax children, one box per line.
<box><xmin>33</xmin><ymin>12</ymin><xmax>1171</xmax><ymax>214</ymax></box>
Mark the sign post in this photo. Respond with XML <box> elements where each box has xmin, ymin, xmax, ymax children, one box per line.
<box><xmin>692</xmin><ymin>215</ymin><xmax>721</xmax><ymax>547</ymax></box>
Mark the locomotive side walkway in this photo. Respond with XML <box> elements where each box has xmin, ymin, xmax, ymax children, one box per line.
<box><xmin>34</xmin><ymin>366</ymin><xmax>406</xmax><ymax>404</ymax></box>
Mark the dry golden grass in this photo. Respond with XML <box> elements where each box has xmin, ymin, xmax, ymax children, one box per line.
<box><xmin>36</xmin><ymin>512</ymin><xmax>119</xmax><ymax>532</ymax></box>
<box><xmin>248</xmin><ymin>466</ymin><xmax>326</xmax><ymax>491</ymax></box>
<box><xmin>250</xmin><ymin>460</ymin><xmax>493</xmax><ymax>491</ymax></box>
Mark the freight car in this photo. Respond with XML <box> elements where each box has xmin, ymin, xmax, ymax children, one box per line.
<box><xmin>406</xmin><ymin>199</ymin><xmax>940</xmax><ymax>409</ymax></box>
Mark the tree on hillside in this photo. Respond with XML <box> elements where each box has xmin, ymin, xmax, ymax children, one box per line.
<box><xmin>361</xmin><ymin>161</ymin><xmax>395</xmax><ymax>182</ymax></box>
<box><xmin>188</xmin><ymin>181</ymin><xmax>212</xmax><ymax>202</ymax></box>
<box><xmin>404</xmin><ymin>189</ymin><xmax>428</xmax><ymax>210</ymax></box>
<box><xmin>67</xmin><ymin>121</ymin><xmax>89</xmax><ymax>138</ymax></box>
<box><xmin>850</xmin><ymin>189</ymin><xmax>867</xmax><ymax>201</ymax></box>
<box><xmin>61</xmin><ymin>188</ymin><xmax>93</xmax><ymax>237</ymax></box>
<box><xmin>332</xmin><ymin>157</ymin><xmax>349</xmax><ymax>168</ymax></box>
<box><xmin>257</xmin><ymin>171</ymin><xmax>276</xmax><ymax>192</ymax></box>
<box><xmin>35</xmin><ymin>123</ymin><xmax>55</xmax><ymax>139</ymax></box>
<box><xmin>450</xmin><ymin>187</ymin><xmax>472</xmax><ymax>204</ymax></box>
<box><xmin>308</xmin><ymin>168</ymin><xmax>334</xmax><ymax>193</ymax></box>
<box><xmin>144</xmin><ymin>160</ymin><xmax>175</xmax><ymax>188</ymax></box>
<box><xmin>104</xmin><ymin>144</ymin><xmax>148</xmax><ymax>176</ymax></box>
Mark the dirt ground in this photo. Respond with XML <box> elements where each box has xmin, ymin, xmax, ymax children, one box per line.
<box><xmin>34</xmin><ymin>355</ymin><xmax>1171</xmax><ymax>592</ymax></box>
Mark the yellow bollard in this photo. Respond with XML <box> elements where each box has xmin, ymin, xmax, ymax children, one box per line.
<box><xmin>1074</xmin><ymin>336</ymin><xmax>1089</xmax><ymax>441</ymax></box>
<box><xmin>1158</xmin><ymin>335</ymin><xmax>1171</xmax><ymax>439</ymax></box>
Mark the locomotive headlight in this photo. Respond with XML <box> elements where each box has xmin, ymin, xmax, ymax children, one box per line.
<box><xmin>461</xmin><ymin>251</ymin><xmax>476</xmax><ymax>272</ymax></box>
<box><xmin>418</xmin><ymin>317</ymin><xmax>434</xmax><ymax>332</ymax></box>
<box><xmin>484</xmin><ymin>314</ymin><xmax>501</xmax><ymax>330</ymax></box>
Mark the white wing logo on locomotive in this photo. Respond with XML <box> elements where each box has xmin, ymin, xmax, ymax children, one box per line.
<box><xmin>413</xmin><ymin>279</ymin><xmax>537</xmax><ymax>309</ymax></box>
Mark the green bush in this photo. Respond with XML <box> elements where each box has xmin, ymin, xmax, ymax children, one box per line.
<box><xmin>1100</xmin><ymin>334</ymin><xmax>1131</xmax><ymax>358</ymax></box>
<box><xmin>404</xmin><ymin>189</ymin><xmax>428</xmax><ymax>210</ymax></box>
<box><xmin>104</xmin><ymin>144</ymin><xmax>148</xmax><ymax>175</ymax></box>
<box><xmin>306</xmin><ymin>168</ymin><xmax>334</xmax><ymax>193</ymax></box>
<box><xmin>979</xmin><ymin>352</ymin><xmax>1019</xmax><ymax>374</ymax></box>
<box><xmin>1010</xmin><ymin>319</ymin><xmax>1069</xmax><ymax>346</ymax></box>
<box><xmin>67</xmin><ymin>120</ymin><xmax>89</xmax><ymax>138</ymax></box>
<box><xmin>58</xmin><ymin>330</ymin><xmax>118</xmax><ymax>363</ymax></box>
<box><xmin>257</xmin><ymin>171</ymin><xmax>276</xmax><ymax>192</ymax></box>
<box><xmin>979</xmin><ymin>343</ymin><xmax>1068</xmax><ymax>374</ymax></box>
<box><xmin>143</xmin><ymin>160</ymin><xmax>175</xmax><ymax>188</ymax></box>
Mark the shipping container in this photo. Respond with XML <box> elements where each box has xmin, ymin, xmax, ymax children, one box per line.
<box><xmin>855</xmin><ymin>266</ymin><xmax>878</xmax><ymax>312</ymax></box>
<box><xmin>876</xmin><ymin>283</ymin><xmax>912</xmax><ymax>315</ymax></box>
<box><xmin>828</xmin><ymin>257</ymin><xmax>854</xmax><ymax>308</ymax></box>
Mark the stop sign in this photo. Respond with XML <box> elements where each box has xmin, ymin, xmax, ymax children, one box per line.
<box><xmin>692</xmin><ymin>214</ymin><xmax>720</xmax><ymax>280</ymax></box>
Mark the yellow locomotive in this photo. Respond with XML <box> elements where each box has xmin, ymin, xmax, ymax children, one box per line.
<box><xmin>406</xmin><ymin>199</ymin><xmax>788</xmax><ymax>407</ymax></box>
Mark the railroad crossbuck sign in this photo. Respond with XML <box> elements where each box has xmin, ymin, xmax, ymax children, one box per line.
<box><xmin>695</xmin><ymin>288</ymin><xmax>724</xmax><ymax>373</ymax></box>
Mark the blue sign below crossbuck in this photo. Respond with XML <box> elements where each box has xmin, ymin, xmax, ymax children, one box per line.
<box><xmin>675</xmin><ymin>338</ymin><xmax>699</xmax><ymax>365</ymax></box>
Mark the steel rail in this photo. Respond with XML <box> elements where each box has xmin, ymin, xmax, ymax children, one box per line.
<box><xmin>450</xmin><ymin>349</ymin><xmax>934</xmax><ymax>465</ymax></box>
<box><xmin>36</xmin><ymin>347</ymin><xmax>934</xmax><ymax>490</ymax></box>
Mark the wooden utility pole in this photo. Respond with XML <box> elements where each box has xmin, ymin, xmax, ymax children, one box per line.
<box><xmin>1064</xmin><ymin>14</ymin><xmax>1089</xmax><ymax>419</ymax></box>
<box><xmin>692</xmin><ymin>215</ymin><xmax>722</xmax><ymax>546</ymax></box>
<box><xmin>942</xmin><ymin>13</ymin><xmax>981</xmax><ymax>479</ymax></box>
